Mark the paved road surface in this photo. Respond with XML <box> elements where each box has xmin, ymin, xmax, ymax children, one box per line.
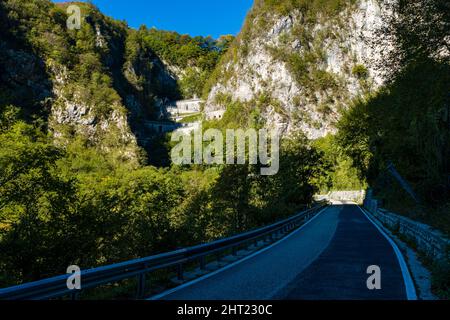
<box><xmin>152</xmin><ymin>205</ymin><xmax>412</xmax><ymax>300</ymax></box>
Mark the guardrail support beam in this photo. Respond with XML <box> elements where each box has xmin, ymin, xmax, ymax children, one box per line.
<box><xmin>71</xmin><ymin>291</ymin><xmax>80</xmax><ymax>301</ymax></box>
<box><xmin>177</xmin><ymin>264</ymin><xmax>184</xmax><ymax>281</ymax></box>
<box><xmin>200</xmin><ymin>257</ymin><xmax>206</xmax><ymax>270</ymax></box>
<box><xmin>137</xmin><ymin>273</ymin><xmax>146</xmax><ymax>299</ymax></box>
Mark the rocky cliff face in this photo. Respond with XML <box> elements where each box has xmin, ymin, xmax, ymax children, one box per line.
<box><xmin>48</xmin><ymin>5</ymin><xmax>181</xmax><ymax>160</ymax></box>
<box><xmin>204</xmin><ymin>0</ymin><xmax>390</xmax><ymax>139</ymax></box>
<box><xmin>0</xmin><ymin>1</ymin><xmax>182</xmax><ymax>162</ymax></box>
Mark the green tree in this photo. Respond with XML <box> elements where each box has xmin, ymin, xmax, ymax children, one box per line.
<box><xmin>0</xmin><ymin>109</ymin><xmax>80</xmax><ymax>284</ymax></box>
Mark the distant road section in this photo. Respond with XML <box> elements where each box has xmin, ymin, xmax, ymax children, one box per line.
<box><xmin>152</xmin><ymin>205</ymin><xmax>411</xmax><ymax>300</ymax></box>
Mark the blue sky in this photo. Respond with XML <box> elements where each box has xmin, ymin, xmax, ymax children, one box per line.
<box><xmin>55</xmin><ymin>0</ymin><xmax>254</xmax><ymax>39</ymax></box>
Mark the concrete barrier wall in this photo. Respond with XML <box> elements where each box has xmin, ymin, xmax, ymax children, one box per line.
<box><xmin>329</xmin><ymin>190</ymin><xmax>365</xmax><ymax>203</ymax></box>
<box><xmin>315</xmin><ymin>190</ymin><xmax>365</xmax><ymax>204</ymax></box>
<box><xmin>364</xmin><ymin>199</ymin><xmax>449</xmax><ymax>261</ymax></box>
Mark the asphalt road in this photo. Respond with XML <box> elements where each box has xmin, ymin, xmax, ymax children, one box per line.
<box><xmin>153</xmin><ymin>205</ymin><xmax>410</xmax><ymax>300</ymax></box>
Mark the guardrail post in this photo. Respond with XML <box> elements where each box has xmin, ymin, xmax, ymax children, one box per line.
<box><xmin>232</xmin><ymin>246</ymin><xmax>238</xmax><ymax>256</ymax></box>
<box><xmin>200</xmin><ymin>257</ymin><xmax>206</xmax><ymax>270</ymax></box>
<box><xmin>137</xmin><ymin>273</ymin><xmax>146</xmax><ymax>299</ymax></box>
<box><xmin>71</xmin><ymin>291</ymin><xmax>80</xmax><ymax>300</ymax></box>
<box><xmin>177</xmin><ymin>264</ymin><xmax>184</xmax><ymax>281</ymax></box>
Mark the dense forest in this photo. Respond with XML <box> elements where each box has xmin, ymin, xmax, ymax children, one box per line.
<box><xmin>0</xmin><ymin>102</ymin><xmax>326</xmax><ymax>287</ymax></box>
<box><xmin>0</xmin><ymin>0</ymin><xmax>327</xmax><ymax>287</ymax></box>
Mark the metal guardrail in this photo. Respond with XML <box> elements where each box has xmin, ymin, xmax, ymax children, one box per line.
<box><xmin>0</xmin><ymin>202</ymin><xmax>328</xmax><ymax>300</ymax></box>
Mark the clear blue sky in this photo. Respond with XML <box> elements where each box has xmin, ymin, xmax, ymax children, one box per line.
<box><xmin>55</xmin><ymin>0</ymin><xmax>254</xmax><ymax>39</ymax></box>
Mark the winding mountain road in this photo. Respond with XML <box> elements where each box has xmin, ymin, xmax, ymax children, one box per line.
<box><xmin>151</xmin><ymin>205</ymin><xmax>416</xmax><ymax>300</ymax></box>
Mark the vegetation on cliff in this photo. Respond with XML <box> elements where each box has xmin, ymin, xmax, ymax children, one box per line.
<box><xmin>142</xmin><ymin>28</ymin><xmax>234</xmax><ymax>98</ymax></box>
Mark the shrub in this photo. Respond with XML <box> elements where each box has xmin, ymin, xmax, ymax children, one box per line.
<box><xmin>352</xmin><ymin>64</ymin><xmax>369</xmax><ymax>79</ymax></box>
